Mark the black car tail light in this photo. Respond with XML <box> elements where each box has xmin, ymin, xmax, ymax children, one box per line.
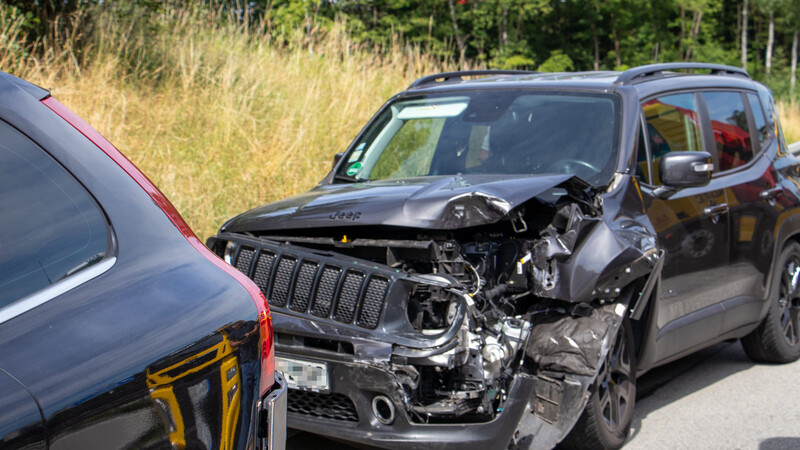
<box><xmin>42</xmin><ymin>97</ymin><xmax>277</xmax><ymax>397</ymax></box>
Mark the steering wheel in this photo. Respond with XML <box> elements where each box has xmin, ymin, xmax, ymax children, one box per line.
<box><xmin>547</xmin><ymin>159</ymin><xmax>601</xmax><ymax>179</ymax></box>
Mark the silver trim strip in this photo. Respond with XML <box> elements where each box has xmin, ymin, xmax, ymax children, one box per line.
<box><xmin>260</xmin><ymin>372</ymin><xmax>288</xmax><ymax>450</ymax></box>
<box><xmin>0</xmin><ymin>257</ymin><xmax>116</xmax><ymax>325</ymax></box>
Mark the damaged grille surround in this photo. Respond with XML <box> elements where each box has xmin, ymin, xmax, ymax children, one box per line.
<box><xmin>212</xmin><ymin>233</ymin><xmax>469</xmax><ymax>349</ymax></box>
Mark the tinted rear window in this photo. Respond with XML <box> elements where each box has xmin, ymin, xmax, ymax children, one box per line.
<box><xmin>0</xmin><ymin>121</ymin><xmax>110</xmax><ymax>307</ymax></box>
<box><xmin>703</xmin><ymin>91</ymin><xmax>753</xmax><ymax>172</ymax></box>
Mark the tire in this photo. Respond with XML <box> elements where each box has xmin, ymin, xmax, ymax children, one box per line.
<box><xmin>560</xmin><ymin>318</ymin><xmax>636</xmax><ymax>450</ymax></box>
<box><xmin>741</xmin><ymin>242</ymin><xmax>800</xmax><ymax>364</ymax></box>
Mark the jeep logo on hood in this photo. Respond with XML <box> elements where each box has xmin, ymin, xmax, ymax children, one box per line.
<box><xmin>329</xmin><ymin>210</ymin><xmax>362</xmax><ymax>221</ymax></box>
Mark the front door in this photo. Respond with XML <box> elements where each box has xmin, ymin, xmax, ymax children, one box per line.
<box><xmin>639</xmin><ymin>92</ymin><xmax>732</xmax><ymax>363</ymax></box>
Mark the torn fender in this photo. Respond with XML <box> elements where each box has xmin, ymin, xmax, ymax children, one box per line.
<box><xmin>530</xmin><ymin>175</ymin><xmax>659</xmax><ymax>302</ymax></box>
<box><xmin>513</xmin><ymin>302</ymin><xmax>629</xmax><ymax>449</ymax></box>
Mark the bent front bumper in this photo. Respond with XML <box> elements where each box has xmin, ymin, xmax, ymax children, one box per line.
<box><xmin>281</xmin><ymin>351</ymin><xmax>536</xmax><ymax>450</ymax></box>
<box><xmin>259</xmin><ymin>372</ymin><xmax>288</xmax><ymax>450</ymax></box>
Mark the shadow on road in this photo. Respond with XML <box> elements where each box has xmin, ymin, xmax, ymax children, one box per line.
<box><xmin>288</xmin><ymin>341</ymin><xmax>763</xmax><ymax>449</ymax></box>
<box><xmin>629</xmin><ymin>341</ymin><xmax>756</xmax><ymax>442</ymax></box>
<box><xmin>759</xmin><ymin>437</ymin><xmax>800</xmax><ymax>449</ymax></box>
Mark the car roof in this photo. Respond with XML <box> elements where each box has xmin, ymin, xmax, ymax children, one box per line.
<box><xmin>0</xmin><ymin>71</ymin><xmax>50</xmax><ymax>101</ymax></box>
<box><xmin>403</xmin><ymin>63</ymin><xmax>761</xmax><ymax>98</ymax></box>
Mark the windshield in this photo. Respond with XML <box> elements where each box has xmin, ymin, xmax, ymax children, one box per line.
<box><xmin>337</xmin><ymin>90</ymin><xmax>621</xmax><ymax>185</ymax></box>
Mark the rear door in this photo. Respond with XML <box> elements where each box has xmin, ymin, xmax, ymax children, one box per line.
<box><xmin>700</xmin><ymin>90</ymin><xmax>782</xmax><ymax>333</ymax></box>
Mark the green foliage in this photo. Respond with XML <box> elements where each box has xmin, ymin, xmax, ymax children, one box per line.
<box><xmin>500</xmin><ymin>54</ymin><xmax>536</xmax><ymax>70</ymax></box>
<box><xmin>11</xmin><ymin>0</ymin><xmax>800</xmax><ymax>100</ymax></box>
<box><xmin>537</xmin><ymin>50</ymin><xmax>574</xmax><ymax>72</ymax></box>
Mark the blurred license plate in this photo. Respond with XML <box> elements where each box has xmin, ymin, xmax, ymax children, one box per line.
<box><xmin>276</xmin><ymin>357</ymin><xmax>329</xmax><ymax>392</ymax></box>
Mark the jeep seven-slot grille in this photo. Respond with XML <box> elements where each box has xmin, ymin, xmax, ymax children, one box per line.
<box><xmin>357</xmin><ymin>276</ymin><xmax>389</xmax><ymax>329</ymax></box>
<box><xmin>333</xmin><ymin>271</ymin><xmax>365</xmax><ymax>324</ymax></box>
<box><xmin>311</xmin><ymin>266</ymin><xmax>340</xmax><ymax>318</ymax></box>
<box><xmin>289</xmin><ymin>261</ymin><xmax>318</xmax><ymax>312</ymax></box>
<box><xmin>271</xmin><ymin>256</ymin><xmax>297</xmax><ymax>307</ymax></box>
<box><xmin>235</xmin><ymin>247</ymin><xmax>255</xmax><ymax>275</ymax></box>
<box><xmin>233</xmin><ymin>247</ymin><xmax>389</xmax><ymax>330</ymax></box>
<box><xmin>252</xmin><ymin>251</ymin><xmax>276</xmax><ymax>295</ymax></box>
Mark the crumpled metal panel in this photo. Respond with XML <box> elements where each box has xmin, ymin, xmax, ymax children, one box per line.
<box><xmin>529</xmin><ymin>176</ymin><xmax>659</xmax><ymax>303</ymax></box>
<box><xmin>526</xmin><ymin>307</ymin><xmax>619</xmax><ymax>376</ymax></box>
<box><xmin>221</xmin><ymin>174</ymin><xmax>588</xmax><ymax>232</ymax></box>
<box><xmin>514</xmin><ymin>302</ymin><xmax>628</xmax><ymax>449</ymax></box>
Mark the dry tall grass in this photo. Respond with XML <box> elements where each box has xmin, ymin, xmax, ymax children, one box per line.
<box><xmin>3</xmin><ymin>4</ymin><xmax>800</xmax><ymax>239</ymax></box>
<box><xmin>777</xmin><ymin>101</ymin><xmax>800</xmax><ymax>144</ymax></box>
<box><xmin>4</xmin><ymin>5</ymin><xmax>456</xmax><ymax>239</ymax></box>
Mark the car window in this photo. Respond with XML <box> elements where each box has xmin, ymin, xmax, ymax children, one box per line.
<box><xmin>370</xmin><ymin>118</ymin><xmax>444</xmax><ymax>180</ymax></box>
<box><xmin>642</xmin><ymin>93</ymin><xmax>704</xmax><ymax>185</ymax></box>
<box><xmin>703</xmin><ymin>91</ymin><xmax>753</xmax><ymax>172</ymax></box>
<box><xmin>339</xmin><ymin>91</ymin><xmax>621</xmax><ymax>186</ymax></box>
<box><xmin>0</xmin><ymin>121</ymin><xmax>110</xmax><ymax>307</ymax></box>
<box><xmin>747</xmin><ymin>93</ymin><xmax>770</xmax><ymax>147</ymax></box>
<box><xmin>760</xmin><ymin>92</ymin><xmax>789</xmax><ymax>154</ymax></box>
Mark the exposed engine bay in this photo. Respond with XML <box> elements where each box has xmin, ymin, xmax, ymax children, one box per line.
<box><xmin>208</xmin><ymin>176</ymin><xmax>660</xmax><ymax>448</ymax></box>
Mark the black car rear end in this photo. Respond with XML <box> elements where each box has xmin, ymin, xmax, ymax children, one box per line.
<box><xmin>0</xmin><ymin>72</ymin><xmax>286</xmax><ymax>449</ymax></box>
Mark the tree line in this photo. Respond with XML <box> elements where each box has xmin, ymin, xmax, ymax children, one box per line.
<box><xmin>5</xmin><ymin>0</ymin><xmax>800</xmax><ymax>98</ymax></box>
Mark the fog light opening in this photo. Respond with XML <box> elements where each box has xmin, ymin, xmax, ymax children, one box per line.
<box><xmin>372</xmin><ymin>395</ymin><xmax>395</xmax><ymax>425</ymax></box>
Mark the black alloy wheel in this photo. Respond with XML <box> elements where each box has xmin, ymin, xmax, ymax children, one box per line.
<box><xmin>777</xmin><ymin>254</ymin><xmax>800</xmax><ymax>346</ymax></box>
<box><xmin>561</xmin><ymin>318</ymin><xmax>636</xmax><ymax>450</ymax></box>
<box><xmin>742</xmin><ymin>242</ymin><xmax>800</xmax><ymax>363</ymax></box>
<box><xmin>597</xmin><ymin>327</ymin><xmax>636</xmax><ymax>434</ymax></box>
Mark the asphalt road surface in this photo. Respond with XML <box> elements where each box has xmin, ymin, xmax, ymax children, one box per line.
<box><xmin>626</xmin><ymin>341</ymin><xmax>800</xmax><ymax>449</ymax></box>
<box><xmin>287</xmin><ymin>341</ymin><xmax>800</xmax><ymax>449</ymax></box>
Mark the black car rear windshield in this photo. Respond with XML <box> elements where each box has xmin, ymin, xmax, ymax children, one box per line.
<box><xmin>337</xmin><ymin>90</ymin><xmax>621</xmax><ymax>185</ymax></box>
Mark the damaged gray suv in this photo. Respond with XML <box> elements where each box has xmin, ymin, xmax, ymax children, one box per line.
<box><xmin>208</xmin><ymin>63</ymin><xmax>800</xmax><ymax>449</ymax></box>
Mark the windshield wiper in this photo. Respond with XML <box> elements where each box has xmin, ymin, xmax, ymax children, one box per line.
<box><xmin>334</xmin><ymin>174</ymin><xmax>368</xmax><ymax>183</ymax></box>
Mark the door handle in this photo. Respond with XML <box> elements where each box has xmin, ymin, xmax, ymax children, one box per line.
<box><xmin>759</xmin><ymin>186</ymin><xmax>783</xmax><ymax>204</ymax></box>
<box><xmin>703</xmin><ymin>203</ymin><xmax>729</xmax><ymax>223</ymax></box>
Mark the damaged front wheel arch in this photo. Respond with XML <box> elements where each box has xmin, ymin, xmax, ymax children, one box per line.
<box><xmin>561</xmin><ymin>317</ymin><xmax>636</xmax><ymax>450</ymax></box>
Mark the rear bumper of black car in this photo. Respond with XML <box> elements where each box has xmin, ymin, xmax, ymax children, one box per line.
<box><xmin>260</xmin><ymin>372</ymin><xmax>288</xmax><ymax>450</ymax></box>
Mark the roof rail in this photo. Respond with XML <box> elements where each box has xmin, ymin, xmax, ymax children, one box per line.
<box><xmin>408</xmin><ymin>70</ymin><xmax>537</xmax><ymax>89</ymax></box>
<box><xmin>615</xmin><ymin>63</ymin><xmax>750</xmax><ymax>84</ymax></box>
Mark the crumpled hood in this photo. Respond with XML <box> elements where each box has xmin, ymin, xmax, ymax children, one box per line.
<box><xmin>223</xmin><ymin>174</ymin><xmax>586</xmax><ymax>232</ymax></box>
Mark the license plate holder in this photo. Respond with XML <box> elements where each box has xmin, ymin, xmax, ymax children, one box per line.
<box><xmin>276</xmin><ymin>357</ymin><xmax>330</xmax><ymax>393</ymax></box>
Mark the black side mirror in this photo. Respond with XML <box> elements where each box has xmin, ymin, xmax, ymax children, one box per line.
<box><xmin>655</xmin><ymin>151</ymin><xmax>713</xmax><ymax>198</ymax></box>
<box><xmin>332</xmin><ymin>152</ymin><xmax>344</xmax><ymax>170</ymax></box>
